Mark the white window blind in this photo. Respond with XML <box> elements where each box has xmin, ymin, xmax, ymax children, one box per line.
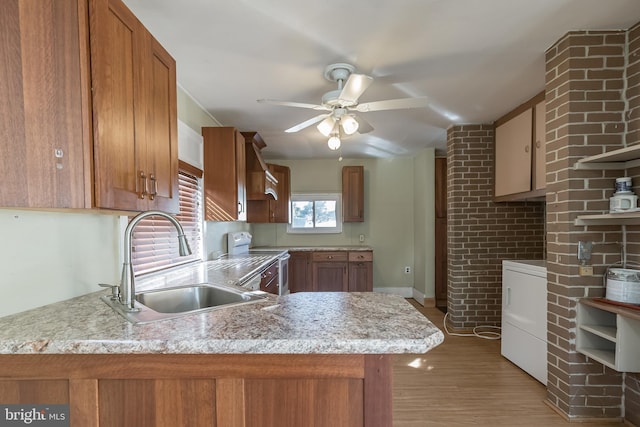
<box><xmin>131</xmin><ymin>163</ymin><xmax>203</xmax><ymax>275</ymax></box>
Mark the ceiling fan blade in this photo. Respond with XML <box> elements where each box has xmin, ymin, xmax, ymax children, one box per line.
<box><xmin>258</xmin><ymin>99</ymin><xmax>329</xmax><ymax>111</ymax></box>
<box><xmin>338</xmin><ymin>74</ymin><xmax>373</xmax><ymax>106</ymax></box>
<box><xmin>354</xmin><ymin>115</ymin><xmax>374</xmax><ymax>134</ymax></box>
<box><xmin>354</xmin><ymin>96</ymin><xmax>429</xmax><ymax>113</ymax></box>
<box><xmin>285</xmin><ymin>114</ymin><xmax>329</xmax><ymax>133</ymax></box>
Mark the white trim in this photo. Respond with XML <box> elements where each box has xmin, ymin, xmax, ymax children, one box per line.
<box><xmin>412</xmin><ymin>288</ymin><xmax>426</xmax><ymax>306</ymax></box>
<box><xmin>177</xmin><ymin>83</ymin><xmax>222</xmax><ymax>126</ymax></box>
<box><xmin>288</xmin><ymin>193</ymin><xmax>342</xmax><ymax>234</ymax></box>
<box><xmin>178</xmin><ymin>120</ymin><xmax>203</xmax><ymax>170</ymax></box>
<box><xmin>373</xmin><ymin>286</ymin><xmax>414</xmax><ymax>298</ymax></box>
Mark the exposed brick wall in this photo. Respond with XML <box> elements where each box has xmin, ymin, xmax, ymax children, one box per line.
<box><xmin>625</xmin><ymin>22</ymin><xmax>640</xmax><ymax>427</ymax></box>
<box><xmin>544</xmin><ymin>25</ymin><xmax>640</xmax><ymax>422</ymax></box>
<box><xmin>446</xmin><ymin>125</ymin><xmax>545</xmax><ymax>330</ymax></box>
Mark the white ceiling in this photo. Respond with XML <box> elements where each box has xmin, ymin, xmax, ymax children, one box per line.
<box><xmin>123</xmin><ymin>0</ymin><xmax>640</xmax><ymax>160</ymax></box>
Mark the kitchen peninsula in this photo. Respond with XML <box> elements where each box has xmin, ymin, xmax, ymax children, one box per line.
<box><xmin>0</xmin><ymin>258</ymin><xmax>443</xmax><ymax>427</ymax></box>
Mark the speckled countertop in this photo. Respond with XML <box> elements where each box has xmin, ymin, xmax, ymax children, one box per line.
<box><xmin>252</xmin><ymin>246</ymin><xmax>373</xmax><ymax>251</ymax></box>
<box><xmin>0</xmin><ymin>253</ymin><xmax>443</xmax><ymax>355</ymax></box>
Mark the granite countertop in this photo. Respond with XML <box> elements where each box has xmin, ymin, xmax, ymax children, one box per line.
<box><xmin>253</xmin><ymin>246</ymin><xmax>373</xmax><ymax>252</ymax></box>
<box><xmin>0</xmin><ymin>253</ymin><xmax>443</xmax><ymax>355</ymax></box>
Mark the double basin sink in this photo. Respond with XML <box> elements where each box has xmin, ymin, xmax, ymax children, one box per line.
<box><xmin>101</xmin><ymin>283</ymin><xmax>268</xmax><ymax>324</ymax></box>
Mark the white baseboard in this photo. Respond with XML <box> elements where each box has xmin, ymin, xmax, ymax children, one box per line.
<box><xmin>412</xmin><ymin>288</ymin><xmax>426</xmax><ymax>305</ymax></box>
<box><xmin>373</xmin><ymin>286</ymin><xmax>414</xmax><ymax>298</ymax></box>
<box><xmin>372</xmin><ymin>287</ymin><xmax>435</xmax><ymax>307</ymax></box>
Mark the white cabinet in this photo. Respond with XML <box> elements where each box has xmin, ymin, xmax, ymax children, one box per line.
<box><xmin>577</xmin><ymin>299</ymin><xmax>640</xmax><ymax>372</ymax></box>
<box><xmin>501</xmin><ymin>260</ymin><xmax>547</xmax><ymax>384</ymax></box>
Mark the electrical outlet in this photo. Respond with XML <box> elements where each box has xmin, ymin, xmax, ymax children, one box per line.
<box><xmin>359</xmin><ymin>234</ymin><xmax>365</xmax><ymax>242</ymax></box>
<box><xmin>404</xmin><ymin>266</ymin><xmax>411</xmax><ymax>274</ymax></box>
<box><xmin>579</xmin><ymin>265</ymin><xmax>594</xmax><ymax>276</ymax></box>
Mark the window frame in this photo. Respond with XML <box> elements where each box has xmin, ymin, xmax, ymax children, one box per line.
<box><xmin>287</xmin><ymin>192</ymin><xmax>343</xmax><ymax>234</ymax></box>
<box><xmin>129</xmin><ymin>161</ymin><xmax>204</xmax><ymax>276</ymax></box>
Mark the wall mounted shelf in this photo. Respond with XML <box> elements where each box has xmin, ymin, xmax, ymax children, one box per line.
<box><xmin>577</xmin><ymin>299</ymin><xmax>640</xmax><ymax>372</ymax></box>
<box><xmin>575</xmin><ymin>212</ymin><xmax>640</xmax><ymax>226</ymax></box>
<box><xmin>574</xmin><ymin>144</ymin><xmax>640</xmax><ymax>170</ymax></box>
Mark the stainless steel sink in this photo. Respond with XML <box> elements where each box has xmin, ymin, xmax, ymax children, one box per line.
<box><xmin>101</xmin><ymin>283</ymin><xmax>268</xmax><ymax>324</ymax></box>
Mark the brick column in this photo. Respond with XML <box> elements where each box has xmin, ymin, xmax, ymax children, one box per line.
<box><xmin>446</xmin><ymin>125</ymin><xmax>544</xmax><ymax>329</ymax></box>
<box><xmin>545</xmin><ymin>29</ymin><xmax>628</xmax><ymax>420</ymax></box>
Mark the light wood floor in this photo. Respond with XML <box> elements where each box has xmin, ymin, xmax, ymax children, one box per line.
<box><xmin>392</xmin><ymin>301</ymin><xmax>624</xmax><ymax>427</ymax></box>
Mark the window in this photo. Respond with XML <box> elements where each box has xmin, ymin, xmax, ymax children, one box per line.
<box><xmin>288</xmin><ymin>193</ymin><xmax>342</xmax><ymax>234</ymax></box>
<box><xmin>131</xmin><ymin>162</ymin><xmax>204</xmax><ymax>275</ymax></box>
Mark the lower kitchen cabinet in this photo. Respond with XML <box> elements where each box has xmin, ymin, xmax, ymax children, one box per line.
<box><xmin>312</xmin><ymin>251</ymin><xmax>349</xmax><ymax>292</ymax></box>
<box><xmin>259</xmin><ymin>261</ymin><xmax>279</xmax><ymax>295</ymax></box>
<box><xmin>348</xmin><ymin>251</ymin><xmax>373</xmax><ymax>292</ymax></box>
<box><xmin>290</xmin><ymin>250</ymin><xmax>373</xmax><ymax>293</ymax></box>
<box><xmin>0</xmin><ymin>354</ymin><xmax>391</xmax><ymax>427</ymax></box>
<box><xmin>289</xmin><ymin>251</ymin><xmax>312</xmax><ymax>293</ymax></box>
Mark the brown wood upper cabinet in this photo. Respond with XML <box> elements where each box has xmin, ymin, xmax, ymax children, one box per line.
<box><xmin>342</xmin><ymin>166</ymin><xmax>365</xmax><ymax>222</ymax></box>
<box><xmin>243</xmin><ymin>131</ymin><xmax>278</xmax><ymax>200</ymax></box>
<box><xmin>0</xmin><ymin>0</ymin><xmax>179</xmax><ymax>212</ymax></box>
<box><xmin>247</xmin><ymin>163</ymin><xmax>291</xmax><ymax>223</ymax></box>
<box><xmin>91</xmin><ymin>0</ymin><xmax>179</xmax><ymax>212</ymax></box>
<box><xmin>202</xmin><ymin>127</ymin><xmax>247</xmax><ymax>221</ymax></box>
<box><xmin>494</xmin><ymin>92</ymin><xmax>545</xmax><ymax>201</ymax></box>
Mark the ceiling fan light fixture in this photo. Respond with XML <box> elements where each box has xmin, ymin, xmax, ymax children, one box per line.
<box><xmin>317</xmin><ymin>116</ymin><xmax>336</xmax><ymax>137</ymax></box>
<box><xmin>327</xmin><ymin>135</ymin><xmax>341</xmax><ymax>150</ymax></box>
<box><xmin>341</xmin><ymin>115</ymin><xmax>359</xmax><ymax>135</ymax></box>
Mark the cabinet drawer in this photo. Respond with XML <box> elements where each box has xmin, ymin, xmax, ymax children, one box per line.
<box><xmin>311</xmin><ymin>252</ymin><xmax>348</xmax><ymax>262</ymax></box>
<box><xmin>348</xmin><ymin>251</ymin><xmax>372</xmax><ymax>262</ymax></box>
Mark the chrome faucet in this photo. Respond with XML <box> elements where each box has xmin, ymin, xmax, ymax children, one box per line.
<box><xmin>119</xmin><ymin>210</ymin><xmax>192</xmax><ymax>311</ymax></box>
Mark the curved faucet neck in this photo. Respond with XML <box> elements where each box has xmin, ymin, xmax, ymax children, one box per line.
<box><xmin>120</xmin><ymin>210</ymin><xmax>192</xmax><ymax>310</ymax></box>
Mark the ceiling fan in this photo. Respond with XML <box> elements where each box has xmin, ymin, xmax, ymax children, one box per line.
<box><xmin>258</xmin><ymin>63</ymin><xmax>429</xmax><ymax>149</ymax></box>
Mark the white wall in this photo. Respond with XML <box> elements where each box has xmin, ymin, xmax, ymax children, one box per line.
<box><xmin>0</xmin><ymin>210</ymin><xmax>121</xmax><ymax>317</ymax></box>
<box><xmin>0</xmin><ymin>86</ymin><xmax>219</xmax><ymax>317</ymax></box>
<box><xmin>413</xmin><ymin>149</ymin><xmax>436</xmax><ymax>302</ymax></box>
<box><xmin>249</xmin><ymin>156</ymin><xmax>431</xmax><ymax>292</ymax></box>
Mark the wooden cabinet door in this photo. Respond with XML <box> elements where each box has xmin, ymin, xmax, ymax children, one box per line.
<box><xmin>235</xmin><ymin>129</ymin><xmax>247</xmax><ymax>221</ymax></box>
<box><xmin>90</xmin><ymin>0</ymin><xmax>147</xmax><ymax>211</ymax></box>
<box><xmin>494</xmin><ymin>108</ymin><xmax>533</xmax><ymax>197</ymax></box>
<box><xmin>533</xmin><ymin>100</ymin><xmax>546</xmax><ymax>191</ymax></box>
<box><xmin>289</xmin><ymin>252</ymin><xmax>312</xmax><ymax>293</ymax></box>
<box><xmin>342</xmin><ymin>166</ymin><xmax>364</xmax><ymax>222</ymax></box>
<box><xmin>0</xmin><ymin>0</ymin><xmax>90</xmax><ymax>209</ymax></box>
<box><xmin>90</xmin><ymin>0</ymin><xmax>178</xmax><ymax>212</ymax></box>
<box><xmin>203</xmin><ymin>127</ymin><xmax>246</xmax><ymax>221</ymax></box>
<box><xmin>99</xmin><ymin>379</ymin><xmax>215</xmax><ymax>426</ymax></box>
<box><xmin>247</xmin><ymin>164</ymin><xmax>290</xmax><ymax>223</ymax></box>
<box><xmin>270</xmin><ymin>164</ymin><xmax>290</xmax><ymax>223</ymax></box>
<box><xmin>143</xmin><ymin>34</ymin><xmax>178</xmax><ymax>213</ymax></box>
<box><xmin>313</xmin><ymin>262</ymin><xmax>348</xmax><ymax>292</ymax></box>
<box><xmin>348</xmin><ymin>262</ymin><xmax>373</xmax><ymax>292</ymax></box>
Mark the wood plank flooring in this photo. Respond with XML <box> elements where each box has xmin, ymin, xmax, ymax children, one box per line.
<box><xmin>393</xmin><ymin>301</ymin><xmax>625</xmax><ymax>426</ymax></box>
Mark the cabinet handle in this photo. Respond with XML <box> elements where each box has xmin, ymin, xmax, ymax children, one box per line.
<box><xmin>536</xmin><ymin>140</ymin><xmax>541</xmax><ymax>149</ymax></box>
<box><xmin>238</xmin><ymin>202</ymin><xmax>243</xmax><ymax>213</ymax></box>
<box><xmin>525</xmin><ymin>145</ymin><xmax>530</xmax><ymax>153</ymax></box>
<box><xmin>328</xmin><ymin>255</ymin><xmax>333</xmax><ymax>259</ymax></box>
<box><xmin>149</xmin><ymin>174</ymin><xmax>157</xmax><ymax>200</ymax></box>
<box><xmin>139</xmin><ymin>171</ymin><xmax>148</xmax><ymax>199</ymax></box>
<box><xmin>506</xmin><ymin>287</ymin><xmax>511</xmax><ymax>306</ymax></box>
